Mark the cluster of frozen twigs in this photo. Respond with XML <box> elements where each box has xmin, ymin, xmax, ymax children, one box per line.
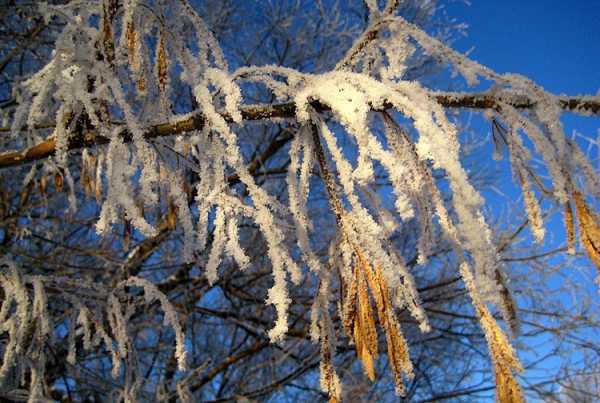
<box><xmin>1</xmin><ymin>0</ymin><xmax>599</xmax><ymax>401</ymax></box>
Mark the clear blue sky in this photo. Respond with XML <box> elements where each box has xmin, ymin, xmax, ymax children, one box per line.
<box><xmin>445</xmin><ymin>0</ymin><xmax>600</xmax><ymax>208</ymax></box>
<box><xmin>446</xmin><ymin>1</ymin><xmax>600</xmax><ymax>282</ymax></box>
<box><xmin>445</xmin><ymin>2</ymin><xmax>600</xmax><ymax>391</ymax></box>
<box><xmin>447</xmin><ymin>0</ymin><xmax>600</xmax><ymax>209</ymax></box>
<box><xmin>448</xmin><ymin>0</ymin><xmax>600</xmax><ymax>96</ymax></box>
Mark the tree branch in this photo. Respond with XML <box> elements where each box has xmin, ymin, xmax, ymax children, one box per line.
<box><xmin>0</xmin><ymin>91</ymin><xmax>598</xmax><ymax>169</ymax></box>
<box><xmin>0</xmin><ymin>20</ymin><xmax>46</xmax><ymax>75</ymax></box>
<box><xmin>188</xmin><ymin>340</ymin><xmax>269</xmax><ymax>393</ymax></box>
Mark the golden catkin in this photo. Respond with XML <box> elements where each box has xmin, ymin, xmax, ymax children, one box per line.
<box><xmin>166</xmin><ymin>202</ymin><xmax>178</xmax><ymax>230</ymax></box>
<box><xmin>363</xmin><ymin>259</ymin><xmax>413</xmax><ymax>395</ymax></box>
<box><xmin>101</xmin><ymin>3</ymin><xmax>115</xmax><ymax>64</ymax></box>
<box><xmin>573</xmin><ymin>191</ymin><xmax>600</xmax><ymax>284</ymax></box>
<box><xmin>126</xmin><ymin>21</ymin><xmax>146</xmax><ymax>92</ymax></box>
<box><xmin>564</xmin><ymin>202</ymin><xmax>576</xmax><ymax>255</ymax></box>
<box><xmin>382</xmin><ymin>309</ymin><xmax>411</xmax><ymax>396</ymax></box>
<box><xmin>341</xmin><ymin>268</ymin><xmax>358</xmax><ymax>337</ymax></box>
<box><xmin>460</xmin><ymin>263</ymin><xmax>524</xmax><ymax>403</ymax></box>
<box><xmin>126</xmin><ymin>21</ymin><xmax>137</xmax><ymax>68</ymax></box>
<box><xmin>54</xmin><ymin>172</ymin><xmax>63</xmax><ymax>192</ymax></box>
<box><xmin>342</xmin><ymin>250</ymin><xmax>413</xmax><ymax>395</ymax></box>
<box><xmin>81</xmin><ymin>152</ymin><xmax>97</xmax><ymax>198</ymax></box>
<box><xmin>137</xmin><ymin>75</ymin><xmax>146</xmax><ymax>93</ymax></box>
<box><xmin>157</xmin><ymin>31</ymin><xmax>168</xmax><ymax>91</ymax></box>
<box><xmin>38</xmin><ymin>176</ymin><xmax>47</xmax><ymax>197</ymax></box>
<box><xmin>320</xmin><ymin>350</ymin><xmax>339</xmax><ymax>403</ymax></box>
<box><xmin>478</xmin><ymin>304</ymin><xmax>524</xmax><ymax>403</ymax></box>
<box><xmin>353</xmin><ymin>266</ymin><xmax>378</xmax><ymax>381</ymax></box>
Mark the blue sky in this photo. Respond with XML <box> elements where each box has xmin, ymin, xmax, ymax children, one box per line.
<box><xmin>445</xmin><ymin>0</ymin><xmax>600</xmax><ymax>213</ymax></box>
<box><xmin>443</xmin><ymin>2</ymin><xmax>600</xmax><ymax>394</ymax></box>
<box><xmin>449</xmin><ymin>0</ymin><xmax>600</xmax><ymax>96</ymax></box>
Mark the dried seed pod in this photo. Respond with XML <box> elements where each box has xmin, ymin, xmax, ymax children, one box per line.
<box><xmin>382</xmin><ymin>308</ymin><xmax>411</xmax><ymax>396</ymax></box>
<box><xmin>54</xmin><ymin>172</ymin><xmax>64</xmax><ymax>192</ymax></box>
<box><xmin>81</xmin><ymin>150</ymin><xmax>97</xmax><ymax>197</ymax></box>
<box><xmin>167</xmin><ymin>202</ymin><xmax>177</xmax><ymax>230</ymax></box>
<box><xmin>157</xmin><ymin>31</ymin><xmax>168</xmax><ymax>91</ymax></box>
<box><xmin>564</xmin><ymin>201</ymin><xmax>576</xmax><ymax>255</ymax></box>
<box><xmin>573</xmin><ymin>191</ymin><xmax>600</xmax><ymax>284</ymax></box>
<box><xmin>126</xmin><ymin>20</ymin><xmax>146</xmax><ymax>92</ymax></box>
<box><xmin>126</xmin><ymin>21</ymin><xmax>137</xmax><ymax>68</ymax></box>
<box><xmin>137</xmin><ymin>75</ymin><xmax>146</xmax><ymax>93</ymax></box>
<box><xmin>361</xmin><ymin>255</ymin><xmax>413</xmax><ymax>395</ymax></box>
<box><xmin>353</xmin><ymin>266</ymin><xmax>378</xmax><ymax>381</ymax></box>
<box><xmin>341</xmin><ymin>267</ymin><xmax>358</xmax><ymax>337</ymax></box>
<box><xmin>102</xmin><ymin>2</ymin><xmax>115</xmax><ymax>64</ymax></box>
<box><xmin>478</xmin><ymin>304</ymin><xmax>524</xmax><ymax>403</ymax></box>
<box><xmin>81</xmin><ymin>172</ymin><xmax>91</xmax><ymax>196</ymax></box>
<box><xmin>38</xmin><ymin>176</ymin><xmax>47</xmax><ymax>197</ymax></box>
<box><xmin>343</xmin><ymin>250</ymin><xmax>414</xmax><ymax>395</ymax></box>
<box><xmin>460</xmin><ymin>263</ymin><xmax>524</xmax><ymax>403</ymax></box>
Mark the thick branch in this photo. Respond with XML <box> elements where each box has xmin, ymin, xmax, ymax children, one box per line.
<box><xmin>0</xmin><ymin>91</ymin><xmax>598</xmax><ymax>169</ymax></box>
<box><xmin>189</xmin><ymin>340</ymin><xmax>269</xmax><ymax>393</ymax></box>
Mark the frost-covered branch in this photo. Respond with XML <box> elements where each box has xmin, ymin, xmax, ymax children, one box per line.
<box><xmin>1</xmin><ymin>1</ymin><xmax>599</xmax><ymax>401</ymax></box>
<box><xmin>1</xmin><ymin>90</ymin><xmax>598</xmax><ymax>169</ymax></box>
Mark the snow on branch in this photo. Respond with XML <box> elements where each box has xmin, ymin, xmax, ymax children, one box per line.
<box><xmin>1</xmin><ymin>91</ymin><xmax>598</xmax><ymax>170</ymax></box>
<box><xmin>0</xmin><ymin>91</ymin><xmax>600</xmax><ymax>169</ymax></box>
<box><xmin>1</xmin><ymin>1</ymin><xmax>600</xmax><ymax>401</ymax></box>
